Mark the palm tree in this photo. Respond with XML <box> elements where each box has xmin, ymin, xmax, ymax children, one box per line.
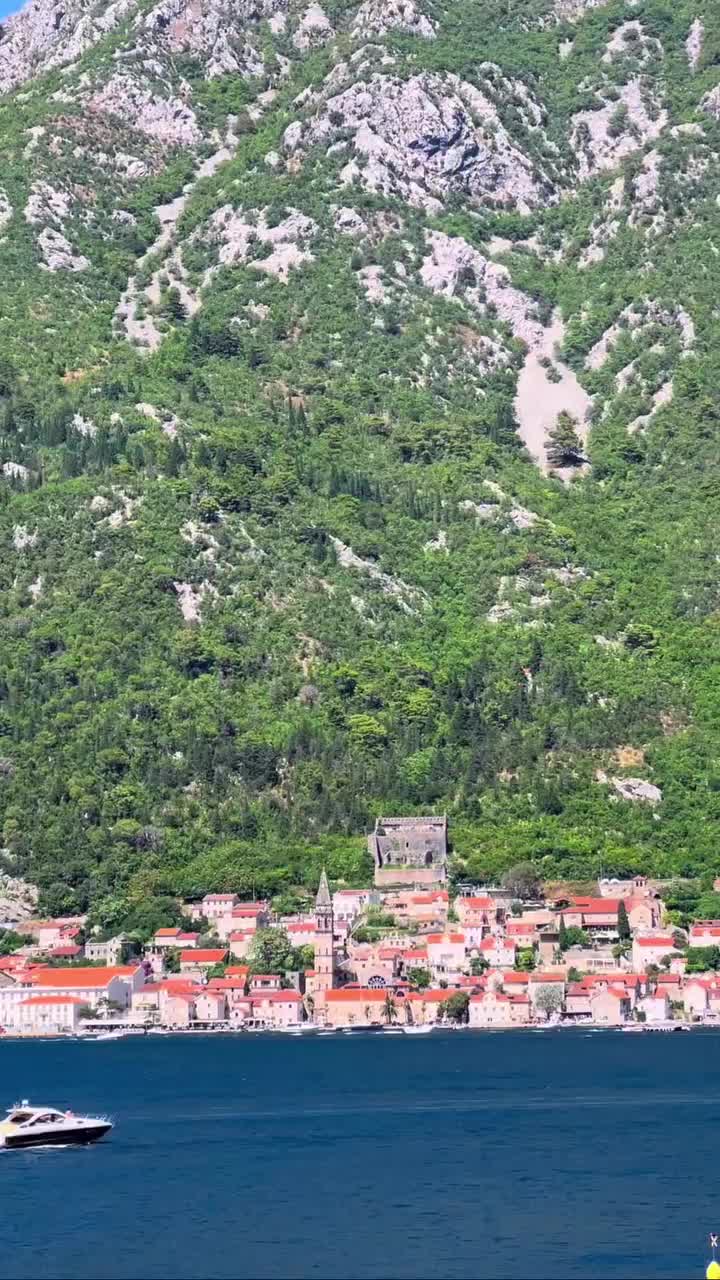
<box><xmin>383</xmin><ymin>993</ymin><xmax>397</xmax><ymax>1025</ymax></box>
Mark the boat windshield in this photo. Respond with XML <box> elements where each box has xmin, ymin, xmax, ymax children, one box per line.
<box><xmin>8</xmin><ymin>1111</ymin><xmax>33</xmax><ymax>1124</ymax></box>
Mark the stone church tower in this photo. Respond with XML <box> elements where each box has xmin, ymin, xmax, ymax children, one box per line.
<box><xmin>314</xmin><ymin>869</ymin><xmax>334</xmax><ymax>991</ymax></box>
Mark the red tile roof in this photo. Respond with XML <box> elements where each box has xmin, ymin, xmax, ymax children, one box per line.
<box><xmin>253</xmin><ymin>991</ymin><xmax>301</xmax><ymax>1003</ymax></box>
<box><xmin>635</xmin><ymin>936</ymin><xmax>675</xmax><ymax>948</ymax></box>
<box><xmin>28</xmin><ymin>966</ymin><xmax>140</xmax><ymax>989</ymax></box>
<box><xmin>325</xmin><ymin>988</ymin><xmax>391</xmax><ymax>1002</ymax></box>
<box><xmin>180</xmin><ymin>949</ymin><xmax>227</xmax><ymax>964</ymax></box>
<box><xmin>461</xmin><ymin>897</ymin><xmax>494</xmax><ymax>909</ymax></box>
<box><xmin>19</xmin><ymin>995</ymin><xmax>86</xmax><ymax>1006</ymax></box>
<box><xmin>569</xmin><ymin>898</ymin><xmax>621</xmax><ymax>913</ymax></box>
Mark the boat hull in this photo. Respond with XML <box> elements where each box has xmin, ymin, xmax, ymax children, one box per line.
<box><xmin>3</xmin><ymin>1123</ymin><xmax>112</xmax><ymax>1149</ymax></box>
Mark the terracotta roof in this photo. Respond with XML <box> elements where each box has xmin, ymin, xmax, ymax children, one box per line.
<box><xmin>569</xmin><ymin>898</ymin><xmax>621</xmax><ymax>914</ymax></box>
<box><xmin>407</xmin><ymin>989</ymin><xmax>452</xmax><ymax>1003</ymax></box>
<box><xmin>28</xmin><ymin>966</ymin><xmax>140</xmax><ymax>989</ymax></box>
<box><xmin>180</xmin><ymin>949</ymin><xmax>226</xmax><ymax>964</ymax></box>
<box><xmin>461</xmin><ymin>897</ymin><xmax>494</xmax><ymax>909</ymax></box>
<box><xmin>427</xmin><ymin>933</ymin><xmax>465</xmax><ymax>945</ymax></box>
<box><xmin>325</xmin><ymin>988</ymin><xmax>391</xmax><ymax>1002</ymax></box>
<box><xmin>226</xmin><ymin>966</ymin><xmax>249</xmax><ymax>976</ymax></box>
<box><xmin>155</xmin><ymin>928</ymin><xmax>181</xmax><ymax>937</ymax></box>
<box><xmin>19</xmin><ymin>995</ymin><xmax>86</xmax><ymax>1006</ymax></box>
<box><xmin>253</xmin><ymin>991</ymin><xmax>301</xmax><ymax>1003</ymax></box>
<box><xmin>635</xmin><ymin>936</ymin><xmax>675</xmax><ymax>947</ymax></box>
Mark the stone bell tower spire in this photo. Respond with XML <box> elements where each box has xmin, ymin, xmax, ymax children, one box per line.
<box><xmin>314</xmin><ymin>869</ymin><xmax>334</xmax><ymax>990</ymax></box>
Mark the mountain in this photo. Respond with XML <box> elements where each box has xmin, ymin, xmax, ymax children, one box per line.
<box><xmin>0</xmin><ymin>0</ymin><xmax>719</xmax><ymax>932</ymax></box>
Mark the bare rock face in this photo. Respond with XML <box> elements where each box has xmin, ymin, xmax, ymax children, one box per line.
<box><xmin>0</xmin><ymin>0</ymin><xmax>138</xmax><ymax>98</ymax></box>
<box><xmin>702</xmin><ymin>85</ymin><xmax>720</xmax><ymax>122</ymax></box>
<box><xmin>137</xmin><ymin>0</ymin><xmax>279</xmax><ymax>79</ymax></box>
<box><xmin>612</xmin><ymin>777</ymin><xmax>663</xmax><ymax>805</ymax></box>
<box><xmin>351</xmin><ymin>0</ymin><xmax>436</xmax><ymax>41</ymax></box>
<box><xmin>686</xmin><ymin>18</ymin><xmax>703</xmax><ymax>72</ymax></box>
<box><xmin>88</xmin><ymin>74</ymin><xmax>201</xmax><ymax>146</ymax></box>
<box><xmin>37</xmin><ymin>227</ymin><xmax>89</xmax><ymax>272</ymax></box>
<box><xmin>571</xmin><ymin>80</ymin><xmax>666</xmax><ymax>179</ymax></box>
<box><xmin>206</xmin><ymin>205</ymin><xmax>318</xmax><ymax>281</ymax></box>
<box><xmin>285</xmin><ymin>71</ymin><xmax>552</xmax><ymax>213</ymax></box>
<box><xmin>0</xmin><ymin>190</ymin><xmax>12</xmax><ymax>231</ymax></box>
<box><xmin>0</xmin><ymin>873</ymin><xmax>39</xmax><ymax>922</ymax></box>
<box><xmin>292</xmin><ymin>3</ymin><xmax>333</xmax><ymax>51</ymax></box>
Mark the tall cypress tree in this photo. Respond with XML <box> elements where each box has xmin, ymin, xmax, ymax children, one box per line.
<box><xmin>617</xmin><ymin>900</ymin><xmax>631</xmax><ymax>941</ymax></box>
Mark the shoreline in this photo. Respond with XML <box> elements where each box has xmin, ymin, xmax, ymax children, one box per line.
<box><xmin>0</xmin><ymin>1020</ymin><xmax>709</xmax><ymax>1042</ymax></box>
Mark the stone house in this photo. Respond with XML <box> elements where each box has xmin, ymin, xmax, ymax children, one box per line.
<box><xmin>405</xmin><ymin>990</ymin><xmax>453</xmax><ymax>1025</ymax></box>
<box><xmin>426</xmin><ymin>932</ymin><xmax>466</xmax><ymax>979</ymax></box>
<box><xmin>477</xmin><ymin>935</ymin><xmax>516</xmax><ymax>968</ymax></box>
<box><xmin>323</xmin><ymin>988</ymin><xmax>394</xmax><ymax>1027</ymax></box>
<box><xmin>589</xmin><ymin>985</ymin><xmax>631</xmax><ymax>1024</ymax></box>
<box><xmin>253</xmin><ymin>991</ymin><xmax>304</xmax><ymax>1028</ymax></box>
<box><xmin>565</xmin><ymin>984</ymin><xmax>592</xmax><ymax>1017</ymax></box>
<box><xmin>195</xmin><ymin>991</ymin><xmax>227</xmax><ymax>1022</ymax></box>
<box><xmin>228</xmin><ymin>930</ymin><xmax>254</xmax><ymax>959</ymax></box>
<box><xmin>15</xmin><ymin>995</ymin><xmax>84</xmax><ymax>1034</ymax></box>
<box><xmin>638</xmin><ymin>992</ymin><xmax>671</xmax><ymax>1023</ymax></box>
<box><xmin>631</xmin><ymin>935</ymin><xmax>678</xmax><ymax>971</ymax></box>
<box><xmin>455</xmin><ymin>896</ymin><xmax>500</xmax><ymax>927</ymax></box>
<box><xmin>369</xmin><ymin>816</ymin><xmax>448</xmax><ymax>888</ymax></box>
<box><xmin>179</xmin><ymin>948</ymin><xmax>227</xmax><ymax>976</ymax></box>
<box><xmin>688</xmin><ymin>922</ymin><xmax>720</xmax><ymax>947</ymax></box>
<box><xmin>468</xmin><ymin>990</ymin><xmax>530</xmax><ymax>1027</ymax></box>
<box><xmin>163</xmin><ymin>993</ymin><xmax>196</xmax><ymax>1026</ymax></box>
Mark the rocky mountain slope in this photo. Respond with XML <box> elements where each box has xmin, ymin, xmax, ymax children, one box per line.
<box><xmin>0</xmin><ymin>0</ymin><xmax>719</xmax><ymax>928</ymax></box>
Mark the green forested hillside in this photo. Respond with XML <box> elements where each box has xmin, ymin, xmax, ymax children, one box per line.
<box><xmin>0</xmin><ymin>0</ymin><xmax>719</xmax><ymax>929</ymax></box>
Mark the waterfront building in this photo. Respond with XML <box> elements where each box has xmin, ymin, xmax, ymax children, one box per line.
<box><xmin>308</xmin><ymin>871</ymin><xmax>335</xmax><ymax>1012</ymax></box>
<box><xmin>195</xmin><ymin>991</ymin><xmax>228</xmax><ymax>1022</ymax></box>
<box><xmin>469</xmin><ymin>990</ymin><xmax>531</xmax><ymax>1027</ymax></box>
<box><xmin>406</xmin><ymin>989</ymin><xmax>455</xmax><ymax>1025</ymax></box>
<box><xmin>0</xmin><ymin>964</ymin><xmax>144</xmax><ymax>1028</ymax></box>
<box><xmin>323</xmin><ymin>988</ymin><xmax>392</xmax><ymax>1027</ymax></box>
<box><xmin>589</xmin><ymin>985</ymin><xmax>631</xmax><ymax>1024</ymax></box>
<box><xmin>16</xmin><ymin>995</ymin><xmax>85</xmax><ymax>1034</ymax></box>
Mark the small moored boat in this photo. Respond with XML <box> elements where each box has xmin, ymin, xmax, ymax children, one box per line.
<box><xmin>0</xmin><ymin>1101</ymin><xmax>112</xmax><ymax>1149</ymax></box>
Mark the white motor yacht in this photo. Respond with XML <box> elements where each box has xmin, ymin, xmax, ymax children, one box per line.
<box><xmin>0</xmin><ymin>1101</ymin><xmax>112</xmax><ymax>1149</ymax></box>
<box><xmin>402</xmin><ymin>1024</ymin><xmax>433</xmax><ymax>1035</ymax></box>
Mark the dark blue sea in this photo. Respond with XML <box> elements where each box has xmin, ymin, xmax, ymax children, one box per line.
<box><xmin>1</xmin><ymin>1028</ymin><xmax>714</xmax><ymax>1279</ymax></box>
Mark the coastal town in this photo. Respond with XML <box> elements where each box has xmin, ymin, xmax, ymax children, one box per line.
<box><xmin>1</xmin><ymin>816</ymin><xmax>720</xmax><ymax>1037</ymax></box>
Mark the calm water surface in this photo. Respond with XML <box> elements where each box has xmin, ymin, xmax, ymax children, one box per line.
<box><xmin>1</xmin><ymin>1028</ymin><xmax>714</xmax><ymax>1279</ymax></box>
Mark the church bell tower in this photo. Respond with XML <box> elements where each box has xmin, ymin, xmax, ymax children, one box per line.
<box><xmin>314</xmin><ymin>869</ymin><xmax>334</xmax><ymax>990</ymax></box>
